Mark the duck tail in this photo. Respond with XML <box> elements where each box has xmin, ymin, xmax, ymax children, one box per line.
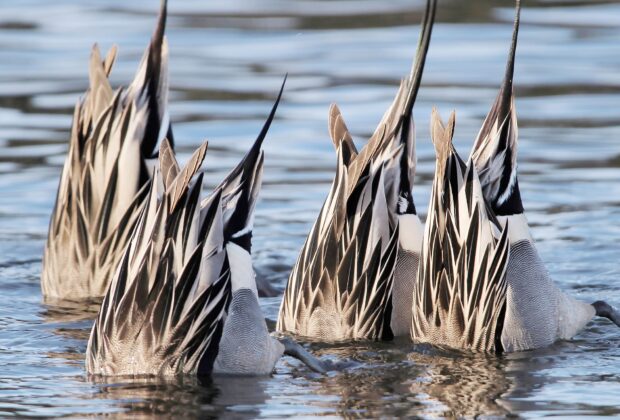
<box><xmin>215</xmin><ymin>76</ymin><xmax>286</xmax><ymax>250</ymax></box>
<box><xmin>328</xmin><ymin>103</ymin><xmax>358</xmax><ymax>167</ymax></box>
<box><xmin>42</xmin><ymin>2</ymin><xmax>172</xmax><ymax>299</ymax></box>
<box><xmin>412</xmin><ymin>110</ymin><xmax>510</xmax><ymax>352</ymax></box>
<box><xmin>86</xmin><ymin>141</ymin><xmax>232</xmax><ymax>376</ymax></box>
<box><xmin>403</xmin><ymin>0</ymin><xmax>437</xmax><ymax>120</ymax></box>
<box><xmin>470</xmin><ymin>0</ymin><xmax>522</xmax><ymax>216</ymax></box>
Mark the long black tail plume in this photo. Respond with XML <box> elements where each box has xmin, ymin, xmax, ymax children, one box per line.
<box><xmin>473</xmin><ymin>0</ymin><xmax>523</xmax><ymax>216</ymax></box>
<box><xmin>403</xmin><ymin>0</ymin><xmax>437</xmax><ymax>120</ymax></box>
<box><xmin>142</xmin><ymin>0</ymin><xmax>171</xmax><ymax>158</ymax></box>
<box><xmin>219</xmin><ymin>76</ymin><xmax>287</xmax><ymax>244</ymax></box>
<box><xmin>395</xmin><ymin>0</ymin><xmax>437</xmax><ymax>215</ymax></box>
<box><xmin>500</xmin><ymin>0</ymin><xmax>521</xmax><ymax>122</ymax></box>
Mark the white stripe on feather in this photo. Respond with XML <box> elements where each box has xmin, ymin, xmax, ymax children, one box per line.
<box><xmin>226</xmin><ymin>242</ymin><xmax>258</xmax><ymax>297</ymax></box>
<box><xmin>497</xmin><ymin>213</ymin><xmax>532</xmax><ymax>244</ymax></box>
<box><xmin>398</xmin><ymin>214</ymin><xmax>423</xmax><ymax>253</ymax></box>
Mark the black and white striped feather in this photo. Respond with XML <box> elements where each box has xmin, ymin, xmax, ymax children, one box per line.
<box><xmin>86</xmin><ymin>81</ymin><xmax>285</xmax><ymax>376</ymax></box>
<box><xmin>277</xmin><ymin>0</ymin><xmax>436</xmax><ymax>340</ymax></box>
<box><xmin>468</xmin><ymin>1</ymin><xmax>600</xmax><ymax>351</ymax></box>
<box><xmin>411</xmin><ymin>110</ymin><xmax>510</xmax><ymax>352</ymax></box>
<box><xmin>343</xmin><ymin>0</ymin><xmax>436</xmax><ymax>216</ymax></box>
<box><xmin>277</xmin><ymin>143</ymin><xmax>400</xmax><ymax>340</ymax></box>
<box><xmin>86</xmin><ymin>141</ymin><xmax>230</xmax><ymax>376</ymax></box>
<box><xmin>470</xmin><ymin>0</ymin><xmax>523</xmax><ymax>216</ymax></box>
<box><xmin>42</xmin><ymin>0</ymin><xmax>172</xmax><ymax>299</ymax></box>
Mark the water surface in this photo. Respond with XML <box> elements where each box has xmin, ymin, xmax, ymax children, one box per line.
<box><xmin>0</xmin><ymin>0</ymin><xmax>619</xmax><ymax>417</ymax></box>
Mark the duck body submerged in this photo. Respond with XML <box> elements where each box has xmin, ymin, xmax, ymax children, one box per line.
<box><xmin>42</xmin><ymin>0</ymin><xmax>171</xmax><ymax>300</ymax></box>
<box><xmin>277</xmin><ymin>0</ymin><xmax>437</xmax><ymax>341</ymax></box>
<box><xmin>498</xmin><ymin>214</ymin><xmax>595</xmax><ymax>352</ymax></box>
<box><xmin>86</xmin><ymin>80</ymin><xmax>293</xmax><ymax>376</ymax></box>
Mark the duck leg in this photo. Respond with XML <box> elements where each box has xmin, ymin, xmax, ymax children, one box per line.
<box><xmin>592</xmin><ymin>301</ymin><xmax>620</xmax><ymax>327</ymax></box>
<box><xmin>278</xmin><ymin>337</ymin><xmax>327</xmax><ymax>374</ymax></box>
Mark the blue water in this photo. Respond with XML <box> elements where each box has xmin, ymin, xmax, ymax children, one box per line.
<box><xmin>0</xmin><ymin>0</ymin><xmax>619</xmax><ymax>417</ymax></box>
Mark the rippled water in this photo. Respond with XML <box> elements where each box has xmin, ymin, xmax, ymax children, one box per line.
<box><xmin>1</xmin><ymin>0</ymin><xmax>619</xmax><ymax>417</ymax></box>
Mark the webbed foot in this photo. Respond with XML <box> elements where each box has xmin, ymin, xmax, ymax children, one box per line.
<box><xmin>592</xmin><ymin>301</ymin><xmax>620</xmax><ymax>327</ymax></box>
<box><xmin>278</xmin><ymin>337</ymin><xmax>327</xmax><ymax>374</ymax></box>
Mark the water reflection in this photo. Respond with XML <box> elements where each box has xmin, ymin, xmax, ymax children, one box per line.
<box><xmin>408</xmin><ymin>347</ymin><xmax>511</xmax><ymax>417</ymax></box>
<box><xmin>42</xmin><ymin>298</ymin><xmax>100</xmax><ymax>321</ymax></box>
<box><xmin>305</xmin><ymin>342</ymin><xmax>513</xmax><ymax>418</ymax></box>
<box><xmin>1</xmin><ymin>0</ymin><xmax>620</xmax><ymax>416</ymax></box>
<box><xmin>37</xmin><ymin>299</ymin><xmax>97</xmax><ymax>373</ymax></box>
<box><xmin>308</xmin><ymin>341</ymin><xmax>421</xmax><ymax>418</ymax></box>
<box><xmin>87</xmin><ymin>376</ymin><xmax>219</xmax><ymax>417</ymax></box>
<box><xmin>85</xmin><ymin>370</ymin><xmax>287</xmax><ymax>418</ymax></box>
<box><xmin>312</xmin><ymin>341</ymin><xmax>514</xmax><ymax>418</ymax></box>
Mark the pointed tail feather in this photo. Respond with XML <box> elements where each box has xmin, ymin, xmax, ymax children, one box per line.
<box><xmin>430</xmin><ymin>108</ymin><xmax>462</xmax><ymax>182</ymax></box>
<box><xmin>128</xmin><ymin>0</ymin><xmax>171</xmax><ymax>158</ymax></box>
<box><xmin>412</xmin><ymin>111</ymin><xmax>509</xmax><ymax>352</ymax></box>
<box><xmin>403</xmin><ymin>0</ymin><xmax>437</xmax><ymax>120</ymax></box>
<box><xmin>168</xmin><ymin>141</ymin><xmax>208</xmax><ymax>210</ymax></box>
<box><xmin>216</xmin><ymin>76</ymin><xmax>286</xmax><ymax>246</ymax></box>
<box><xmin>84</xmin><ymin>44</ymin><xmax>114</xmax><ymax>134</ymax></box>
<box><xmin>103</xmin><ymin>44</ymin><xmax>118</xmax><ymax>76</ymax></box>
<box><xmin>328</xmin><ymin>103</ymin><xmax>358</xmax><ymax>166</ymax></box>
<box><xmin>87</xmin><ymin>143</ymin><xmax>232</xmax><ymax>376</ymax></box>
<box><xmin>159</xmin><ymin>138</ymin><xmax>180</xmax><ymax>190</ymax></box>
<box><xmin>470</xmin><ymin>0</ymin><xmax>523</xmax><ymax>216</ymax></box>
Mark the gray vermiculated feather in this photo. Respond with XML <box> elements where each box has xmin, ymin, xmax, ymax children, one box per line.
<box><xmin>390</xmin><ymin>249</ymin><xmax>419</xmax><ymax>337</ymax></box>
<box><xmin>213</xmin><ymin>289</ymin><xmax>284</xmax><ymax>375</ymax></box>
<box><xmin>468</xmin><ymin>1</ymin><xmax>596</xmax><ymax>350</ymax></box>
<box><xmin>277</xmin><ymin>1</ymin><xmax>436</xmax><ymax>341</ymax></box>
<box><xmin>501</xmin><ymin>240</ymin><xmax>595</xmax><ymax>351</ymax></box>
<box><xmin>411</xmin><ymin>110</ymin><xmax>510</xmax><ymax>353</ymax></box>
<box><xmin>42</xmin><ymin>1</ymin><xmax>171</xmax><ymax>300</ymax></box>
<box><xmin>501</xmin><ymin>240</ymin><xmax>558</xmax><ymax>351</ymax></box>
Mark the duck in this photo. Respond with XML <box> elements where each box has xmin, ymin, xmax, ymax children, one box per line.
<box><xmin>42</xmin><ymin>0</ymin><xmax>172</xmax><ymax>300</ymax></box>
<box><xmin>469</xmin><ymin>0</ymin><xmax>620</xmax><ymax>351</ymax></box>
<box><xmin>411</xmin><ymin>108</ymin><xmax>510</xmax><ymax>352</ymax></box>
<box><xmin>411</xmin><ymin>0</ymin><xmax>620</xmax><ymax>353</ymax></box>
<box><xmin>277</xmin><ymin>0</ymin><xmax>437</xmax><ymax>340</ymax></box>
<box><xmin>86</xmin><ymin>80</ymin><xmax>326</xmax><ymax>376</ymax></box>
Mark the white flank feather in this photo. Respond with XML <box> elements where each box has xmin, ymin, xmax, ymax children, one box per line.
<box><xmin>226</xmin><ymin>242</ymin><xmax>258</xmax><ymax>297</ymax></box>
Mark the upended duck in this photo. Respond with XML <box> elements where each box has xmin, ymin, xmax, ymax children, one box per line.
<box><xmin>411</xmin><ymin>109</ymin><xmax>510</xmax><ymax>352</ymax></box>
<box><xmin>411</xmin><ymin>0</ymin><xmax>620</xmax><ymax>353</ymax></box>
<box><xmin>42</xmin><ymin>0</ymin><xmax>172</xmax><ymax>300</ymax></box>
<box><xmin>86</xmin><ymin>82</ymin><xmax>325</xmax><ymax>376</ymax></box>
<box><xmin>470</xmin><ymin>0</ymin><xmax>620</xmax><ymax>351</ymax></box>
<box><xmin>277</xmin><ymin>0</ymin><xmax>436</xmax><ymax>341</ymax></box>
